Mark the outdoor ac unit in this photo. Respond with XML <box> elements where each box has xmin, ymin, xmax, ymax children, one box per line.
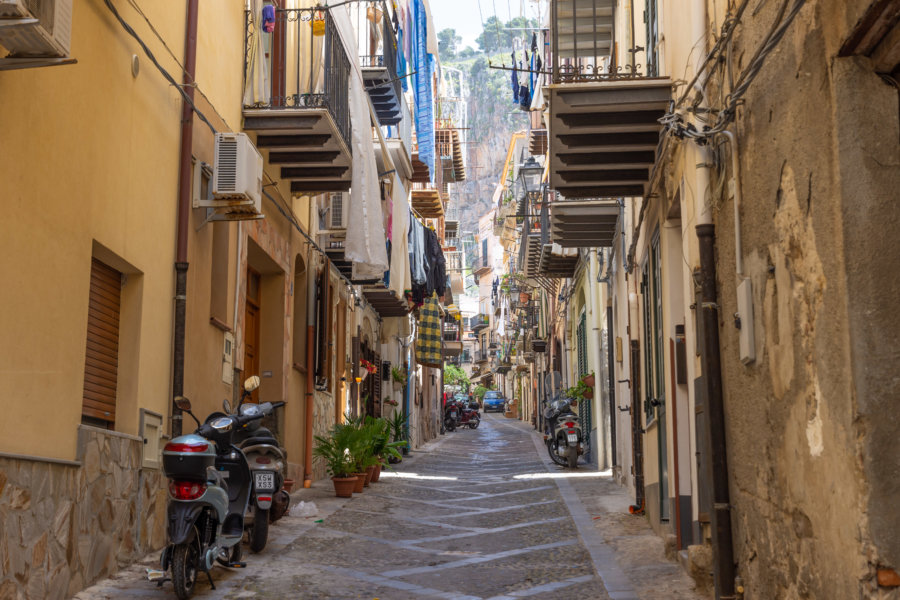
<box><xmin>0</xmin><ymin>0</ymin><xmax>72</xmax><ymax>57</ymax></box>
<box><xmin>213</xmin><ymin>133</ymin><xmax>263</xmax><ymax>215</ymax></box>
<box><xmin>322</xmin><ymin>192</ymin><xmax>347</xmax><ymax>231</ymax></box>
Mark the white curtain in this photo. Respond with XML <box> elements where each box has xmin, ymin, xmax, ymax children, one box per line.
<box><xmin>243</xmin><ymin>0</ymin><xmax>270</xmax><ymax>106</ymax></box>
<box><xmin>330</xmin><ymin>5</ymin><xmax>389</xmax><ymax>280</ymax></box>
<box><xmin>390</xmin><ymin>174</ymin><xmax>411</xmax><ymax>298</ymax></box>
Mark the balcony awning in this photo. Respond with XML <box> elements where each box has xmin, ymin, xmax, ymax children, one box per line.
<box><xmin>442</xmin><ymin>340</ymin><xmax>463</xmax><ymax>358</ymax></box>
<box><xmin>550</xmin><ymin>200</ymin><xmax>619</xmax><ymax>247</ymax></box>
<box><xmin>529</xmin><ymin>129</ymin><xmax>548</xmax><ymax>155</ymax></box>
<box><xmin>362</xmin><ymin>287</ymin><xmax>410</xmax><ymax>318</ymax></box>
<box><xmin>411</xmin><ymin>188</ymin><xmax>443</xmax><ymax>218</ymax></box>
<box><xmin>411</xmin><ymin>153</ymin><xmax>431</xmax><ymax>183</ymax></box>
<box><xmin>523</xmin><ymin>233</ymin><xmax>543</xmax><ymax>277</ymax></box>
<box><xmin>549</xmin><ymin>78</ymin><xmax>672</xmax><ymax>198</ymax></box>
<box><xmin>539</xmin><ymin>243</ymin><xmax>579</xmax><ymax>278</ymax></box>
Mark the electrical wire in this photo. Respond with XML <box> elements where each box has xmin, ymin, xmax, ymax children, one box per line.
<box><xmin>103</xmin><ymin>0</ymin><xmax>218</xmax><ymax>135</ymax></box>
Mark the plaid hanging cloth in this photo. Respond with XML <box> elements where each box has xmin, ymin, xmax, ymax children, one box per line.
<box><xmin>415</xmin><ymin>292</ymin><xmax>443</xmax><ymax>368</ymax></box>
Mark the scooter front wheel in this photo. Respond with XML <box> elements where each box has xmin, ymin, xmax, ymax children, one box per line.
<box><xmin>470</xmin><ymin>418</ymin><xmax>480</xmax><ymax>429</ymax></box>
<box><xmin>171</xmin><ymin>542</ymin><xmax>199</xmax><ymax>600</ymax></box>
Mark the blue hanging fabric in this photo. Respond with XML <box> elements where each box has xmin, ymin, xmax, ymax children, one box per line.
<box><xmin>397</xmin><ymin>26</ymin><xmax>408</xmax><ymax>92</ymax></box>
<box><xmin>529</xmin><ymin>33</ymin><xmax>538</xmax><ymax>95</ymax></box>
<box><xmin>412</xmin><ymin>0</ymin><xmax>434</xmax><ymax>180</ymax></box>
<box><xmin>511</xmin><ymin>51</ymin><xmax>519</xmax><ymax>104</ymax></box>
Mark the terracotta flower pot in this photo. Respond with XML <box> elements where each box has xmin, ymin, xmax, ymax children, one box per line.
<box><xmin>332</xmin><ymin>476</ymin><xmax>356</xmax><ymax>498</ymax></box>
<box><xmin>371</xmin><ymin>463</ymin><xmax>382</xmax><ymax>483</ymax></box>
<box><xmin>364</xmin><ymin>465</ymin><xmax>376</xmax><ymax>487</ymax></box>
<box><xmin>582</xmin><ymin>388</ymin><xmax>594</xmax><ymax>399</ymax></box>
<box><xmin>582</xmin><ymin>374</ymin><xmax>595</xmax><ymax>387</ymax></box>
<box><xmin>352</xmin><ymin>473</ymin><xmax>367</xmax><ymax>493</ymax></box>
<box><xmin>282</xmin><ymin>478</ymin><xmax>295</xmax><ymax>493</ymax></box>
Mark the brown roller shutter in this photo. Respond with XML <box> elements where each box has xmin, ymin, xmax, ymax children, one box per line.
<box><xmin>82</xmin><ymin>258</ymin><xmax>121</xmax><ymax>427</ymax></box>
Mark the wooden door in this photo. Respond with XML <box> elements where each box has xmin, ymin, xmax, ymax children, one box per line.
<box><xmin>82</xmin><ymin>259</ymin><xmax>121</xmax><ymax>428</ymax></box>
<box><xmin>244</xmin><ymin>268</ymin><xmax>261</xmax><ymax>403</ymax></box>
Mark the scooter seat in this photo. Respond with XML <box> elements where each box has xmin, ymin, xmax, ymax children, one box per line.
<box><xmin>240</xmin><ymin>435</ymin><xmax>279</xmax><ymax>448</ymax></box>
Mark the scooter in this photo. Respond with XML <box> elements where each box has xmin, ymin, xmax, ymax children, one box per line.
<box><xmin>150</xmin><ymin>376</ymin><xmax>264</xmax><ymax>599</ymax></box>
<box><xmin>443</xmin><ymin>399</ymin><xmax>480</xmax><ymax>432</ymax></box>
<box><xmin>227</xmin><ymin>394</ymin><xmax>288</xmax><ymax>554</ymax></box>
<box><xmin>542</xmin><ymin>395</ymin><xmax>583</xmax><ymax>469</ymax></box>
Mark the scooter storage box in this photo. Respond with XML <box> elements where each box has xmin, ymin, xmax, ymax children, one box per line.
<box><xmin>163</xmin><ymin>435</ymin><xmax>215</xmax><ymax>481</ymax></box>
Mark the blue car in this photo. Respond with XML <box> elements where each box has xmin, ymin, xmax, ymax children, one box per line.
<box><xmin>482</xmin><ymin>391</ymin><xmax>505</xmax><ymax>413</ymax></box>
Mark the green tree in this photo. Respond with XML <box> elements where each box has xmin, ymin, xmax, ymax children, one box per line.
<box><xmin>438</xmin><ymin>28</ymin><xmax>461</xmax><ymax>60</ymax></box>
<box><xmin>444</xmin><ymin>363</ymin><xmax>471</xmax><ymax>389</ymax></box>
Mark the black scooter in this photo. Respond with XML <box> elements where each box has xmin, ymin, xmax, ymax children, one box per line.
<box><xmin>543</xmin><ymin>395</ymin><xmax>583</xmax><ymax>468</ymax></box>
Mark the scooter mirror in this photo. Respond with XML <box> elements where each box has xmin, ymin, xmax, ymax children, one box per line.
<box><xmin>174</xmin><ymin>396</ymin><xmax>192</xmax><ymax>411</ymax></box>
<box><xmin>222</xmin><ymin>398</ymin><xmax>233</xmax><ymax>414</ymax></box>
<box><xmin>244</xmin><ymin>375</ymin><xmax>261</xmax><ymax>392</ymax></box>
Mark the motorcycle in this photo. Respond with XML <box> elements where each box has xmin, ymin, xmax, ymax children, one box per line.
<box><xmin>542</xmin><ymin>395</ymin><xmax>583</xmax><ymax>469</ymax></box>
<box><xmin>442</xmin><ymin>399</ymin><xmax>480</xmax><ymax>432</ymax></box>
<box><xmin>151</xmin><ymin>376</ymin><xmax>275</xmax><ymax>599</ymax></box>
<box><xmin>227</xmin><ymin>393</ymin><xmax>289</xmax><ymax>554</ymax></box>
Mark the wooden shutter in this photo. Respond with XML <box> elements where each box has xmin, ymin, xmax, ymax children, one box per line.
<box><xmin>82</xmin><ymin>258</ymin><xmax>121</xmax><ymax>426</ymax></box>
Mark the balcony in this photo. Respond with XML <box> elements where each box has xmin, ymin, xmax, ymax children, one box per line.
<box><xmin>324</xmin><ymin>242</ymin><xmax>382</xmax><ymax>285</ymax></box>
<box><xmin>547</xmin><ymin>2</ymin><xmax>671</xmax><ymax>199</ymax></box>
<box><xmin>410</xmin><ymin>182</ymin><xmax>444</xmax><ymax>218</ymax></box>
<box><xmin>357</xmin><ymin>3</ymin><xmax>403</xmax><ymax>126</ymax></box>
<box><xmin>472</xmin><ymin>314</ymin><xmax>491</xmax><ymax>333</ymax></box>
<box><xmin>437</xmin><ymin>128</ymin><xmax>466</xmax><ymax>182</ymax></box>
<box><xmin>362</xmin><ymin>286</ymin><xmax>409</xmax><ymax>317</ymax></box>
<box><xmin>243</xmin><ymin>8</ymin><xmax>352</xmax><ymax>193</ymax></box>
<box><xmin>550</xmin><ymin>199</ymin><xmax>619</xmax><ymax>247</ymax></box>
<box><xmin>473</xmin><ymin>256</ymin><xmax>492</xmax><ymax>278</ymax></box>
<box><xmin>382</xmin><ymin>99</ymin><xmax>413</xmax><ymax>179</ymax></box>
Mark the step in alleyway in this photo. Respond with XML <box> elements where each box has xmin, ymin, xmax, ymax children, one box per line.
<box><xmin>76</xmin><ymin>414</ymin><xmax>707</xmax><ymax>600</ymax></box>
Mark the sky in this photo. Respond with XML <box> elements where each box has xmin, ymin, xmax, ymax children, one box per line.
<box><xmin>429</xmin><ymin>0</ymin><xmax>543</xmax><ymax>51</ymax></box>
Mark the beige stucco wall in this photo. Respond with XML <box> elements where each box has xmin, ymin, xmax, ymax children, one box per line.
<box><xmin>0</xmin><ymin>0</ymin><xmax>192</xmax><ymax>460</ymax></box>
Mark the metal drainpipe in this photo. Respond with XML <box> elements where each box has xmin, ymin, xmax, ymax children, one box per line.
<box><xmin>303</xmin><ymin>250</ymin><xmax>316</xmax><ymax>488</ymax></box>
<box><xmin>172</xmin><ymin>0</ymin><xmax>199</xmax><ymax>437</ymax></box>
<box><xmin>697</xmin><ymin>223</ymin><xmax>736</xmax><ymax>600</ymax></box>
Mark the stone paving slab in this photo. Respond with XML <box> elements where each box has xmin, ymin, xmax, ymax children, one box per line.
<box><xmin>76</xmin><ymin>413</ymin><xmax>708</xmax><ymax>600</ymax></box>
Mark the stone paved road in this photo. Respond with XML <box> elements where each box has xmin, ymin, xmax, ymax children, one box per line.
<box><xmin>77</xmin><ymin>414</ymin><xmax>706</xmax><ymax>600</ymax></box>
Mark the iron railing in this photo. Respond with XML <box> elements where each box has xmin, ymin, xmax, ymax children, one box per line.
<box><xmin>358</xmin><ymin>4</ymin><xmax>402</xmax><ymax>101</ymax></box>
<box><xmin>243</xmin><ymin>8</ymin><xmax>351</xmax><ymax>150</ymax></box>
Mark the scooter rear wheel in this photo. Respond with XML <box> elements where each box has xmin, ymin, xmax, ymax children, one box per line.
<box><xmin>249</xmin><ymin>507</ymin><xmax>269</xmax><ymax>553</ymax></box>
<box><xmin>566</xmin><ymin>445</ymin><xmax>578</xmax><ymax>469</ymax></box>
<box><xmin>171</xmin><ymin>542</ymin><xmax>199</xmax><ymax>600</ymax></box>
<box><xmin>470</xmin><ymin>418</ymin><xmax>480</xmax><ymax>429</ymax></box>
<box><xmin>547</xmin><ymin>439</ymin><xmax>568</xmax><ymax>467</ymax></box>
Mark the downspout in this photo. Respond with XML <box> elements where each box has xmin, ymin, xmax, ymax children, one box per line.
<box><xmin>693</xmin><ymin>0</ymin><xmax>736</xmax><ymax>595</ymax></box>
<box><xmin>304</xmin><ymin>248</ymin><xmax>316</xmax><ymax>488</ymax></box>
<box><xmin>587</xmin><ymin>249</ymin><xmax>605</xmax><ymax>467</ymax></box>
<box><xmin>172</xmin><ymin>0</ymin><xmax>199</xmax><ymax>437</ymax></box>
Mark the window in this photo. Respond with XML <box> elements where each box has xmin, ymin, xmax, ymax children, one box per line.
<box><xmin>82</xmin><ymin>258</ymin><xmax>122</xmax><ymax>429</ymax></box>
<box><xmin>576</xmin><ymin>308</ymin><xmax>592</xmax><ymax>449</ymax></box>
<box><xmin>292</xmin><ymin>254</ymin><xmax>308</xmax><ymax>371</ymax></box>
<box><xmin>645</xmin><ymin>0</ymin><xmax>660</xmax><ymax>77</ymax></box>
<box><xmin>641</xmin><ymin>232</ymin><xmax>664</xmax><ymax>425</ymax></box>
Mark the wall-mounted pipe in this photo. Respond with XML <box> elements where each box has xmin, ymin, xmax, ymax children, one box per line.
<box><xmin>171</xmin><ymin>0</ymin><xmax>199</xmax><ymax>437</ymax></box>
<box><xmin>719</xmin><ymin>130</ymin><xmax>744</xmax><ymax>279</ymax></box>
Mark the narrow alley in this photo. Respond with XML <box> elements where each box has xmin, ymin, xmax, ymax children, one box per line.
<box><xmin>77</xmin><ymin>415</ymin><xmax>703</xmax><ymax>600</ymax></box>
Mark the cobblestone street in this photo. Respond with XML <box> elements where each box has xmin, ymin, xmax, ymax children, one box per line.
<box><xmin>77</xmin><ymin>414</ymin><xmax>705</xmax><ymax>600</ymax></box>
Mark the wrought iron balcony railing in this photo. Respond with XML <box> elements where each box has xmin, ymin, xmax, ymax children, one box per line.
<box><xmin>243</xmin><ymin>8</ymin><xmax>351</xmax><ymax>150</ymax></box>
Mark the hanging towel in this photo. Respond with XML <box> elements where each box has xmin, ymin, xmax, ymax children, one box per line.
<box><xmin>415</xmin><ymin>293</ymin><xmax>443</xmax><ymax>368</ymax></box>
<box><xmin>242</xmin><ymin>0</ymin><xmax>271</xmax><ymax>106</ymax></box>
<box><xmin>262</xmin><ymin>5</ymin><xmax>275</xmax><ymax>33</ymax></box>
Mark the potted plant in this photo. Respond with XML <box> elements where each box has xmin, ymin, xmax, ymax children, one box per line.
<box><xmin>391</xmin><ymin>365</ymin><xmax>407</xmax><ymax>387</ymax></box>
<box><xmin>581</xmin><ymin>372</ymin><xmax>595</xmax><ymax>387</ymax></box>
<box><xmin>313</xmin><ymin>426</ymin><xmax>357</xmax><ymax>498</ymax></box>
<box><xmin>387</xmin><ymin>411</ymin><xmax>408</xmax><ymax>461</ymax></box>
<box><xmin>369</xmin><ymin>416</ymin><xmax>404</xmax><ymax>482</ymax></box>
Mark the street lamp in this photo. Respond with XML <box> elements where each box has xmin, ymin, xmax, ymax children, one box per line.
<box><xmin>518</xmin><ymin>156</ymin><xmax>543</xmax><ymax>199</ymax></box>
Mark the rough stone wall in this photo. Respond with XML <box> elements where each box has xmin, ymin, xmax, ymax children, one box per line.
<box><xmin>311</xmin><ymin>391</ymin><xmax>337</xmax><ymax>481</ymax></box>
<box><xmin>708</xmin><ymin>2</ymin><xmax>899</xmax><ymax>598</ymax></box>
<box><xmin>0</xmin><ymin>426</ymin><xmax>166</xmax><ymax>599</ymax></box>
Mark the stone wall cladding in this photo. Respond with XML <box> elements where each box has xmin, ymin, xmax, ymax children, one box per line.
<box><xmin>0</xmin><ymin>426</ymin><xmax>166</xmax><ymax>599</ymax></box>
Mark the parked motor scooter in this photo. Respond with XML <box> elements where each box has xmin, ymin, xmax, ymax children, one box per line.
<box><xmin>542</xmin><ymin>395</ymin><xmax>582</xmax><ymax>468</ymax></box>
<box><xmin>227</xmin><ymin>392</ymin><xmax>288</xmax><ymax>553</ymax></box>
<box><xmin>443</xmin><ymin>399</ymin><xmax>480</xmax><ymax>431</ymax></box>
<box><xmin>150</xmin><ymin>376</ymin><xmax>264</xmax><ymax>599</ymax></box>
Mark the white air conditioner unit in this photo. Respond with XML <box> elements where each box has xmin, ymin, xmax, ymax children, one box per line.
<box><xmin>213</xmin><ymin>132</ymin><xmax>263</xmax><ymax>216</ymax></box>
<box><xmin>0</xmin><ymin>0</ymin><xmax>72</xmax><ymax>58</ymax></box>
<box><xmin>320</xmin><ymin>192</ymin><xmax>347</xmax><ymax>232</ymax></box>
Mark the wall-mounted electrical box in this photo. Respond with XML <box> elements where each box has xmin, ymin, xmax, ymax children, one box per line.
<box><xmin>139</xmin><ymin>409</ymin><xmax>164</xmax><ymax>469</ymax></box>
<box><xmin>222</xmin><ymin>331</ymin><xmax>234</xmax><ymax>384</ymax></box>
<box><xmin>737</xmin><ymin>278</ymin><xmax>755</xmax><ymax>364</ymax></box>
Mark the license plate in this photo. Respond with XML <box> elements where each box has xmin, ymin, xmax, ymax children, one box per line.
<box><xmin>567</xmin><ymin>433</ymin><xmax>578</xmax><ymax>443</ymax></box>
<box><xmin>254</xmin><ymin>472</ymin><xmax>275</xmax><ymax>491</ymax></box>
<box><xmin>450</xmin><ymin>411</ymin><xmax>457</xmax><ymax>418</ymax></box>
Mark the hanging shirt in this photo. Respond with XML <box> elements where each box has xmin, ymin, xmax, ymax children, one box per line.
<box><xmin>511</xmin><ymin>51</ymin><xmax>519</xmax><ymax>104</ymax></box>
<box><xmin>408</xmin><ymin>215</ymin><xmax>426</xmax><ymax>285</ymax></box>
